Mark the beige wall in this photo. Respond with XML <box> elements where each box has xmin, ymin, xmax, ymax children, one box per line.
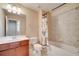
<box><xmin>0</xmin><ymin>3</ymin><xmax>39</xmax><ymax>39</ymax></box>
<box><xmin>48</xmin><ymin>3</ymin><xmax>79</xmax><ymax>47</ymax></box>
<box><xmin>0</xmin><ymin>9</ymin><xmax>5</xmax><ymax>36</ymax></box>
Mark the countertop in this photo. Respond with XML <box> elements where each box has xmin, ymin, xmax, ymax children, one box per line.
<box><xmin>0</xmin><ymin>36</ymin><xmax>29</xmax><ymax>44</ymax></box>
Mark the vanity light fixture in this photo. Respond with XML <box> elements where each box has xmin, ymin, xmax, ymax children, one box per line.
<box><xmin>6</xmin><ymin>4</ymin><xmax>21</xmax><ymax>15</ymax></box>
<box><xmin>6</xmin><ymin>4</ymin><xmax>12</xmax><ymax>13</ymax></box>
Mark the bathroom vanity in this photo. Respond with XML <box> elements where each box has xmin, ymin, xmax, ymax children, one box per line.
<box><xmin>0</xmin><ymin>36</ymin><xmax>29</xmax><ymax>56</ymax></box>
<box><xmin>0</xmin><ymin>7</ymin><xmax>29</xmax><ymax>56</ymax></box>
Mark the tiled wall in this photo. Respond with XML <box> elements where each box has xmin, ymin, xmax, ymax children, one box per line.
<box><xmin>48</xmin><ymin>4</ymin><xmax>79</xmax><ymax>47</ymax></box>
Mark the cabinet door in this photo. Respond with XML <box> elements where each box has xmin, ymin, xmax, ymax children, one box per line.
<box><xmin>0</xmin><ymin>49</ymin><xmax>16</xmax><ymax>56</ymax></box>
<box><xmin>8</xmin><ymin>49</ymin><xmax>16</xmax><ymax>56</ymax></box>
<box><xmin>16</xmin><ymin>46</ymin><xmax>29</xmax><ymax>56</ymax></box>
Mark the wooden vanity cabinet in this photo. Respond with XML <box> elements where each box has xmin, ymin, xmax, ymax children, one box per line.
<box><xmin>0</xmin><ymin>40</ymin><xmax>29</xmax><ymax>56</ymax></box>
<box><xmin>16</xmin><ymin>40</ymin><xmax>29</xmax><ymax>56</ymax></box>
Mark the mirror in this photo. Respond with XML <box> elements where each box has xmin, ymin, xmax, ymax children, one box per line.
<box><xmin>6</xmin><ymin>20</ymin><xmax>17</xmax><ymax>36</ymax></box>
<box><xmin>0</xmin><ymin>8</ymin><xmax>26</xmax><ymax>36</ymax></box>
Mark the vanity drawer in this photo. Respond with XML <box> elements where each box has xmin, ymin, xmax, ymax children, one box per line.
<box><xmin>20</xmin><ymin>40</ymin><xmax>29</xmax><ymax>46</ymax></box>
<box><xmin>0</xmin><ymin>43</ymin><xmax>9</xmax><ymax>51</ymax></box>
<box><xmin>9</xmin><ymin>42</ymin><xmax>20</xmax><ymax>49</ymax></box>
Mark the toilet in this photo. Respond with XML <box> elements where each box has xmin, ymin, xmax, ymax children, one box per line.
<box><xmin>33</xmin><ymin>43</ymin><xmax>42</xmax><ymax>52</ymax></box>
<box><xmin>30</xmin><ymin>37</ymin><xmax>42</xmax><ymax>53</ymax></box>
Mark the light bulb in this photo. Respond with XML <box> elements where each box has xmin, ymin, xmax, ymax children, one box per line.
<box><xmin>12</xmin><ymin>6</ymin><xmax>17</xmax><ymax>14</ymax></box>
<box><xmin>17</xmin><ymin>8</ymin><xmax>21</xmax><ymax>15</ymax></box>
<box><xmin>7</xmin><ymin>9</ymin><xmax>11</xmax><ymax>12</ymax></box>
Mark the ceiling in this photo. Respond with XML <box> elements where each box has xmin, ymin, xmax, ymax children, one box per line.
<box><xmin>21</xmin><ymin>3</ymin><xmax>63</xmax><ymax>12</ymax></box>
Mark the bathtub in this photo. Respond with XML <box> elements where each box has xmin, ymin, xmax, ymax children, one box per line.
<box><xmin>49</xmin><ymin>41</ymin><xmax>79</xmax><ymax>56</ymax></box>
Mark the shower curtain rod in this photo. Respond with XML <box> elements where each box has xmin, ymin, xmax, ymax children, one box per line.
<box><xmin>52</xmin><ymin>3</ymin><xmax>66</xmax><ymax>11</ymax></box>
